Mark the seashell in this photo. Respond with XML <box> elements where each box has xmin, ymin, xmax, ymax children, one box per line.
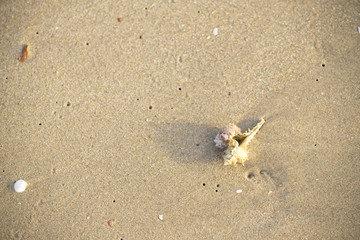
<box><xmin>214</xmin><ymin>123</ymin><xmax>242</xmax><ymax>149</ymax></box>
<box><xmin>14</xmin><ymin>179</ymin><xmax>28</xmax><ymax>192</ymax></box>
<box><xmin>18</xmin><ymin>45</ymin><xmax>29</xmax><ymax>62</ymax></box>
<box><xmin>215</xmin><ymin>119</ymin><xmax>266</xmax><ymax>166</ymax></box>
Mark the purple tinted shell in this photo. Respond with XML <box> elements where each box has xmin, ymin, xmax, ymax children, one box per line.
<box><xmin>214</xmin><ymin>124</ymin><xmax>241</xmax><ymax>149</ymax></box>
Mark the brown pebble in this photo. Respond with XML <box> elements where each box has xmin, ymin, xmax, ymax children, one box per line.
<box><xmin>118</xmin><ymin>17</ymin><xmax>123</xmax><ymax>23</ymax></box>
<box><xmin>108</xmin><ymin>220</ymin><xmax>114</xmax><ymax>227</ymax></box>
<box><xmin>18</xmin><ymin>45</ymin><xmax>29</xmax><ymax>62</ymax></box>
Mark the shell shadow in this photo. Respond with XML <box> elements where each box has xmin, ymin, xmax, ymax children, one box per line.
<box><xmin>149</xmin><ymin>122</ymin><xmax>221</xmax><ymax>164</ymax></box>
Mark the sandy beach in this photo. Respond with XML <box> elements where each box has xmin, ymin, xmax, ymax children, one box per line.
<box><xmin>1</xmin><ymin>0</ymin><xmax>359</xmax><ymax>239</ymax></box>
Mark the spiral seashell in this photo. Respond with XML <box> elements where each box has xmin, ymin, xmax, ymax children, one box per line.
<box><xmin>214</xmin><ymin>124</ymin><xmax>242</xmax><ymax>149</ymax></box>
<box><xmin>215</xmin><ymin>119</ymin><xmax>265</xmax><ymax>166</ymax></box>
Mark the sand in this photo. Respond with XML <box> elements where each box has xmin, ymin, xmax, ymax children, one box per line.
<box><xmin>1</xmin><ymin>0</ymin><xmax>359</xmax><ymax>239</ymax></box>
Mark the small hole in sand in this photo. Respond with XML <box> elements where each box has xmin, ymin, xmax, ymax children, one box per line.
<box><xmin>202</xmin><ymin>183</ymin><xmax>205</xmax><ymax>186</ymax></box>
<box><xmin>322</xmin><ymin>64</ymin><xmax>325</xmax><ymax>67</ymax></box>
<box><xmin>149</xmin><ymin>106</ymin><xmax>152</xmax><ymax>110</ymax></box>
<box><xmin>247</xmin><ymin>173</ymin><xmax>255</xmax><ymax>179</ymax></box>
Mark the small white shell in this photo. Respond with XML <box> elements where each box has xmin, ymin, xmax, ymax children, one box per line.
<box><xmin>213</xmin><ymin>28</ymin><xmax>218</xmax><ymax>35</ymax></box>
<box><xmin>158</xmin><ymin>214</ymin><xmax>164</xmax><ymax>220</ymax></box>
<box><xmin>14</xmin><ymin>179</ymin><xmax>28</xmax><ymax>193</ymax></box>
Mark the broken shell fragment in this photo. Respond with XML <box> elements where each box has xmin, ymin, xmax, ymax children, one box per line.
<box><xmin>18</xmin><ymin>45</ymin><xmax>29</xmax><ymax>62</ymax></box>
<box><xmin>215</xmin><ymin>119</ymin><xmax>265</xmax><ymax>166</ymax></box>
<box><xmin>108</xmin><ymin>220</ymin><xmax>114</xmax><ymax>227</ymax></box>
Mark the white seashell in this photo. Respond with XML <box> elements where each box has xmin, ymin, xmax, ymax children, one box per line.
<box><xmin>158</xmin><ymin>214</ymin><xmax>164</xmax><ymax>220</ymax></box>
<box><xmin>14</xmin><ymin>179</ymin><xmax>28</xmax><ymax>193</ymax></box>
<box><xmin>236</xmin><ymin>189</ymin><xmax>243</xmax><ymax>193</ymax></box>
<box><xmin>213</xmin><ymin>28</ymin><xmax>218</xmax><ymax>35</ymax></box>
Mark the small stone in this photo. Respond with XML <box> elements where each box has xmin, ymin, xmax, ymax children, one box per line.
<box><xmin>236</xmin><ymin>189</ymin><xmax>242</xmax><ymax>193</ymax></box>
